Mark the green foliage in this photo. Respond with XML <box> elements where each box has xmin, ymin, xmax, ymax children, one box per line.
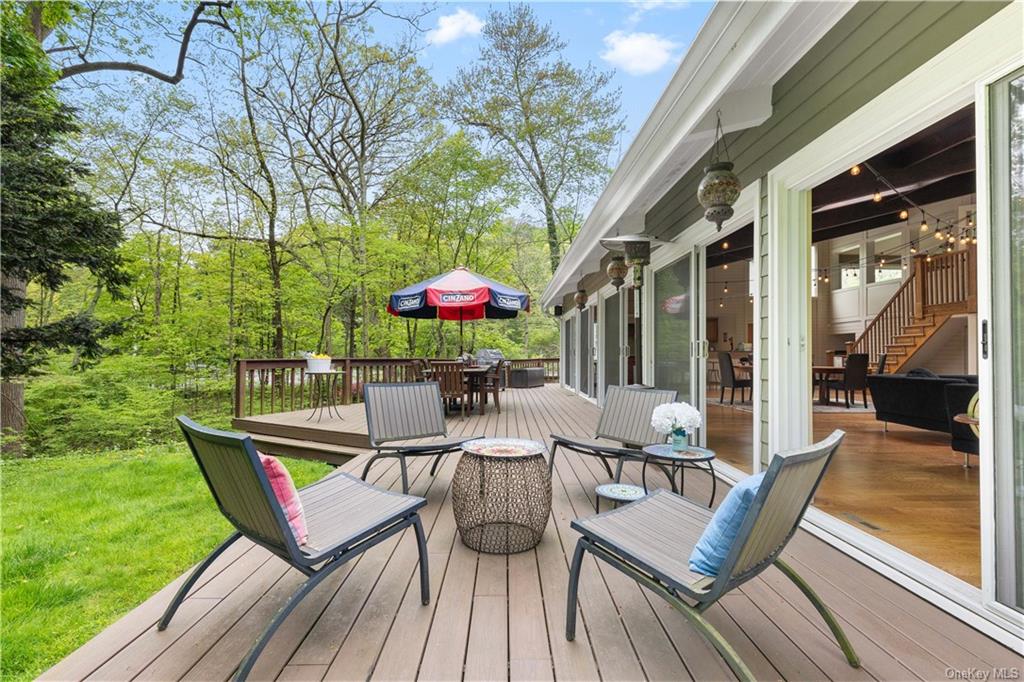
<box><xmin>0</xmin><ymin>446</ymin><xmax>331</xmax><ymax>680</ymax></box>
<box><xmin>0</xmin><ymin>3</ymin><xmax>128</xmax><ymax>378</ymax></box>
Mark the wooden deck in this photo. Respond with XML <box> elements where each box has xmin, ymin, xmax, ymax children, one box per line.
<box><xmin>45</xmin><ymin>385</ymin><xmax>1019</xmax><ymax>681</ymax></box>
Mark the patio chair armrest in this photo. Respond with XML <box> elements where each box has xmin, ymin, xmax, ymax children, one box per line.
<box><xmin>550</xmin><ymin>434</ymin><xmax>640</xmax><ymax>459</ymax></box>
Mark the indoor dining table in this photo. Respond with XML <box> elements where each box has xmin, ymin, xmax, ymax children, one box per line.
<box><xmin>812</xmin><ymin>365</ymin><xmax>847</xmax><ymax>405</ymax></box>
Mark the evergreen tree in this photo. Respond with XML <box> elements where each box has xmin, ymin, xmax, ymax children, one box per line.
<box><xmin>1</xmin><ymin>8</ymin><xmax>129</xmax><ymax>444</ymax></box>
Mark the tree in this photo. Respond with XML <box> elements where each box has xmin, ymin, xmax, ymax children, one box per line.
<box><xmin>33</xmin><ymin>0</ymin><xmax>233</xmax><ymax>84</ymax></box>
<box><xmin>0</xmin><ymin>9</ymin><xmax>129</xmax><ymax>449</ymax></box>
<box><xmin>444</xmin><ymin>4</ymin><xmax>623</xmax><ymax>273</ymax></box>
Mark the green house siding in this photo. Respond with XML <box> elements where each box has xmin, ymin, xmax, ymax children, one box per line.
<box><xmin>645</xmin><ymin>1</ymin><xmax>1007</xmax><ymax>242</ymax></box>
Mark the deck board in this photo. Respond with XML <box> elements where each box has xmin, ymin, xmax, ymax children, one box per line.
<box><xmin>46</xmin><ymin>385</ymin><xmax>1019</xmax><ymax>681</ymax></box>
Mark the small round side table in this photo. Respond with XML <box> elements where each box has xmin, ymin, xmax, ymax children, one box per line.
<box><xmin>305</xmin><ymin>370</ymin><xmax>345</xmax><ymax>422</ymax></box>
<box><xmin>594</xmin><ymin>482</ymin><xmax>646</xmax><ymax>513</ymax></box>
<box><xmin>452</xmin><ymin>438</ymin><xmax>551</xmax><ymax>553</ymax></box>
<box><xmin>640</xmin><ymin>444</ymin><xmax>717</xmax><ymax>508</ymax></box>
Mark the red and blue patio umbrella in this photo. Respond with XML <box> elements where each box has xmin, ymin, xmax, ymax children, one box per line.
<box><xmin>387</xmin><ymin>267</ymin><xmax>530</xmax><ymax>353</ymax></box>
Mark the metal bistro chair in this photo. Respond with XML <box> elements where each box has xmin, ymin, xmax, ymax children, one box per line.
<box><xmin>362</xmin><ymin>382</ymin><xmax>478</xmax><ymax>494</ymax></box>
<box><xmin>549</xmin><ymin>385</ymin><xmax>677</xmax><ymax>479</ymax></box>
<box><xmin>164</xmin><ymin>417</ymin><xmax>429</xmax><ymax>681</ymax></box>
<box><xmin>566</xmin><ymin>430</ymin><xmax>859</xmax><ymax>682</ymax></box>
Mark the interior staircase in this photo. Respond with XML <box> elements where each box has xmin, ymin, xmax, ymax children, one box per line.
<box><xmin>847</xmin><ymin>247</ymin><xmax>976</xmax><ymax>372</ymax></box>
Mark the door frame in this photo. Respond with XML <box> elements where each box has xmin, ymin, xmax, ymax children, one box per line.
<box><xmin>976</xmin><ymin>62</ymin><xmax>1024</xmax><ymax>618</ymax></box>
<box><xmin>761</xmin><ymin>2</ymin><xmax>1023</xmax><ymax>645</ymax></box>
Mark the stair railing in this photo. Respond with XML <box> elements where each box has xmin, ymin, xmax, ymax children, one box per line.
<box><xmin>847</xmin><ymin>269</ymin><xmax>918</xmax><ymax>365</ymax></box>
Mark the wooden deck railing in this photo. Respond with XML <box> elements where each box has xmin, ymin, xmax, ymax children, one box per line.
<box><xmin>234</xmin><ymin>356</ymin><xmax>560</xmax><ymax>418</ymax></box>
<box><xmin>847</xmin><ymin>247</ymin><xmax>976</xmax><ymax>363</ymax></box>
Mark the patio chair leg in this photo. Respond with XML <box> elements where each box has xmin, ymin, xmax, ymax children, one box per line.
<box><xmin>599</xmin><ymin>455</ymin><xmax>614</xmax><ymax>479</ymax></box>
<box><xmin>676</xmin><ymin>602</ymin><xmax>756</xmax><ymax>682</ymax></box>
<box><xmin>159</xmin><ymin>532</ymin><xmax>241</xmax><ymax>631</ymax></box>
<box><xmin>548</xmin><ymin>442</ymin><xmax>559</xmax><ymax>474</ymax></box>
<box><xmin>429</xmin><ymin>453</ymin><xmax>446</xmax><ymax>476</ymax></box>
<box><xmin>399</xmin><ymin>456</ymin><xmax>410</xmax><ymax>494</ymax></box>
<box><xmin>361</xmin><ymin>450</ymin><xmax>391</xmax><ymax>483</ymax></box>
<box><xmin>774</xmin><ymin>559</ymin><xmax>860</xmax><ymax>668</ymax></box>
<box><xmin>412</xmin><ymin>514</ymin><xmax>430</xmax><ymax>605</ymax></box>
<box><xmin>613</xmin><ymin>456</ymin><xmax>625</xmax><ymax>483</ymax></box>
<box><xmin>233</xmin><ymin>558</ymin><xmax>347</xmax><ymax>681</ymax></box>
<box><xmin>565</xmin><ymin>539</ymin><xmax>586</xmax><ymax>642</ymax></box>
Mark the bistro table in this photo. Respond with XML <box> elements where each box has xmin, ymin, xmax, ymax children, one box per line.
<box><xmin>639</xmin><ymin>444</ymin><xmax>718</xmax><ymax>508</ymax></box>
<box><xmin>305</xmin><ymin>370</ymin><xmax>345</xmax><ymax>422</ymax></box>
<box><xmin>812</xmin><ymin>365</ymin><xmax>847</xmax><ymax>405</ymax></box>
<box><xmin>451</xmin><ymin>438</ymin><xmax>551</xmax><ymax>553</ymax></box>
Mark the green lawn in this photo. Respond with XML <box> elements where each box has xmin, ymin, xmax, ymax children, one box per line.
<box><xmin>0</xmin><ymin>446</ymin><xmax>331</xmax><ymax>681</ymax></box>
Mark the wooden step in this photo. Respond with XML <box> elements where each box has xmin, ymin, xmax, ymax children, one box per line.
<box><xmin>245</xmin><ymin>433</ymin><xmax>365</xmax><ymax>467</ymax></box>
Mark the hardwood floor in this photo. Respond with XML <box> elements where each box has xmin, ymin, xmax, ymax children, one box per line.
<box><xmin>43</xmin><ymin>385</ymin><xmax>1016</xmax><ymax>681</ymax></box>
<box><xmin>704</xmin><ymin>391</ymin><xmax>981</xmax><ymax>587</ymax></box>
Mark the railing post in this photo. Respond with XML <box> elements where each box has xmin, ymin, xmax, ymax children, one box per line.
<box><xmin>234</xmin><ymin>359</ymin><xmax>246</xmax><ymax>418</ymax></box>
<box><xmin>342</xmin><ymin>358</ymin><xmax>352</xmax><ymax>404</ymax></box>
<box><xmin>913</xmin><ymin>255</ymin><xmax>926</xmax><ymax>319</ymax></box>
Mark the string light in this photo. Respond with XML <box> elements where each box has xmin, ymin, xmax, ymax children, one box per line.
<box><xmin>926</xmin><ymin>254</ymin><xmax>933</xmax><ymax>263</ymax></box>
<box><xmin>872</xmin><ymin>187</ymin><xmax>883</xmax><ymax>203</ymax></box>
<box><xmin>722</xmin><ymin>263</ymin><xmax>729</xmax><ymax>270</ymax></box>
<box><xmin>723</xmin><ymin>285</ymin><xmax>729</xmax><ymax>293</ymax></box>
<box><xmin>910</xmin><ymin>240</ymin><xmax>918</xmax><ymax>254</ymax></box>
<box><xmin>935</xmin><ymin>228</ymin><xmax>944</xmax><ymax>240</ymax></box>
<box><xmin>850</xmin><ymin>164</ymin><xmax>862</xmax><ymax>176</ymax></box>
<box><xmin>899</xmin><ymin>209</ymin><xmax>909</xmax><ymax>221</ymax></box>
<box><xmin>719</xmin><ymin>299</ymin><xmax>725</xmax><ymax>308</ymax></box>
<box><xmin>947</xmin><ymin>235</ymin><xmax>956</xmax><ymax>244</ymax></box>
<box><xmin>967</xmin><ymin>212</ymin><xmax>974</xmax><ymax>227</ymax></box>
<box><xmin>721</xmin><ymin>241</ymin><xmax>729</xmax><ymax>249</ymax></box>
<box><xmin>919</xmin><ymin>213</ymin><xmax>929</xmax><ymax>232</ymax></box>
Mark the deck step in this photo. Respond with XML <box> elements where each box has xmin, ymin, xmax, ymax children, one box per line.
<box><xmin>246</xmin><ymin>433</ymin><xmax>366</xmax><ymax>467</ymax></box>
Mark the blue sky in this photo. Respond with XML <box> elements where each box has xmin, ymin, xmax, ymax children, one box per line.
<box><xmin>405</xmin><ymin>1</ymin><xmax>713</xmax><ymax>160</ymax></box>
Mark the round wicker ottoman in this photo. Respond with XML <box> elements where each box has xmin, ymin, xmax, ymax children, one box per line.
<box><xmin>452</xmin><ymin>438</ymin><xmax>551</xmax><ymax>553</ymax></box>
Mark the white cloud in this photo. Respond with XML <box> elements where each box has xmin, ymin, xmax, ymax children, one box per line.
<box><xmin>426</xmin><ymin>9</ymin><xmax>484</xmax><ymax>46</ymax></box>
<box><xmin>600</xmin><ymin>30</ymin><xmax>680</xmax><ymax>76</ymax></box>
<box><xmin>626</xmin><ymin>0</ymin><xmax>688</xmax><ymax>26</ymax></box>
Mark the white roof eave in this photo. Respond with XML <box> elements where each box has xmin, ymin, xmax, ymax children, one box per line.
<box><xmin>541</xmin><ymin>1</ymin><xmax>854</xmax><ymax>309</ymax></box>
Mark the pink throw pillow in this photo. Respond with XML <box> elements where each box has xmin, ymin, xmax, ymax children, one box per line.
<box><xmin>258</xmin><ymin>453</ymin><xmax>308</xmax><ymax>546</ymax></box>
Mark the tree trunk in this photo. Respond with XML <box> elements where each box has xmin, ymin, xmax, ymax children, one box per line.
<box><xmin>1</xmin><ymin>276</ymin><xmax>27</xmax><ymax>455</ymax></box>
<box><xmin>544</xmin><ymin>199</ymin><xmax>560</xmax><ymax>273</ymax></box>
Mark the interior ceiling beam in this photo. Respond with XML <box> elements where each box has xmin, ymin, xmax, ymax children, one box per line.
<box><xmin>812</xmin><ymin>140</ymin><xmax>974</xmax><ymax>210</ymax></box>
<box><xmin>706</xmin><ymin>247</ymin><xmax>754</xmax><ymax>268</ymax></box>
<box><xmin>811</xmin><ymin>172</ymin><xmax>975</xmax><ymax>233</ymax></box>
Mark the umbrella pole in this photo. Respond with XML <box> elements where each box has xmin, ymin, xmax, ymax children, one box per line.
<box><xmin>459</xmin><ymin>309</ymin><xmax>464</xmax><ymax>356</ymax></box>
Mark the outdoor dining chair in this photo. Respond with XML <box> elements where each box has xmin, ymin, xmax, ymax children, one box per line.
<box><xmin>428</xmin><ymin>360</ymin><xmax>469</xmax><ymax>417</ymax></box>
<box><xmin>164</xmin><ymin>416</ymin><xmax>429</xmax><ymax>681</ymax></box>
<box><xmin>549</xmin><ymin>384</ymin><xmax>677</xmax><ymax>479</ymax></box>
<box><xmin>362</xmin><ymin>381</ymin><xmax>479</xmax><ymax>493</ymax></box>
<box><xmin>565</xmin><ymin>430</ymin><xmax>859</xmax><ymax>682</ymax></box>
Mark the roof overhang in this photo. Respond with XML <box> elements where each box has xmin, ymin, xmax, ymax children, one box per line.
<box><xmin>541</xmin><ymin>1</ymin><xmax>855</xmax><ymax>309</ymax></box>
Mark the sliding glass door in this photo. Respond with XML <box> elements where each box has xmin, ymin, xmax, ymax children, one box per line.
<box><xmin>988</xmin><ymin>67</ymin><xmax>1024</xmax><ymax>613</ymax></box>
<box><xmin>602</xmin><ymin>292</ymin><xmax>621</xmax><ymax>399</ymax></box>
<box><xmin>652</xmin><ymin>253</ymin><xmax>693</xmax><ymax>403</ymax></box>
<box><xmin>578</xmin><ymin>307</ymin><xmax>593</xmax><ymax>397</ymax></box>
<box><xmin>563</xmin><ymin>316</ymin><xmax>576</xmax><ymax>391</ymax></box>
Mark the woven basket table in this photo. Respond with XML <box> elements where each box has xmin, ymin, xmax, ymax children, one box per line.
<box><xmin>452</xmin><ymin>438</ymin><xmax>551</xmax><ymax>553</ymax></box>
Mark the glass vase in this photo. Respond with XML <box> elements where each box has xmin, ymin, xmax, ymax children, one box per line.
<box><xmin>671</xmin><ymin>430</ymin><xmax>689</xmax><ymax>452</ymax></box>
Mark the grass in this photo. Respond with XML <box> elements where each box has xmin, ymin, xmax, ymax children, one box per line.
<box><xmin>0</xmin><ymin>445</ymin><xmax>331</xmax><ymax>681</ymax></box>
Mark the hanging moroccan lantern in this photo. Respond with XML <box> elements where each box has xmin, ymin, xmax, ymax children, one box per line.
<box><xmin>574</xmin><ymin>286</ymin><xmax>587</xmax><ymax>310</ymax></box>
<box><xmin>698</xmin><ymin>161</ymin><xmax>741</xmax><ymax>229</ymax></box>
<box><xmin>600</xmin><ymin>234</ymin><xmax>668</xmax><ymax>290</ymax></box>
<box><xmin>606</xmin><ymin>256</ymin><xmax>628</xmax><ymax>289</ymax></box>
<box><xmin>697</xmin><ymin>112</ymin><xmax>741</xmax><ymax>231</ymax></box>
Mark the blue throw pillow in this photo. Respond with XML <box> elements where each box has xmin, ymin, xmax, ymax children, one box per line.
<box><xmin>689</xmin><ymin>472</ymin><xmax>765</xmax><ymax>576</ymax></box>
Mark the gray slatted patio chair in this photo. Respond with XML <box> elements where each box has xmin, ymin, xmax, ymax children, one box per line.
<box><xmin>549</xmin><ymin>384</ymin><xmax>677</xmax><ymax>478</ymax></box>
<box><xmin>362</xmin><ymin>381</ymin><xmax>477</xmax><ymax>494</ymax></box>
<box><xmin>163</xmin><ymin>416</ymin><xmax>429</xmax><ymax>681</ymax></box>
<box><xmin>566</xmin><ymin>430</ymin><xmax>859</xmax><ymax>682</ymax></box>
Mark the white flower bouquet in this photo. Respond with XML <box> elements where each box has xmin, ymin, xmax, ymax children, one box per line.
<box><xmin>651</xmin><ymin>402</ymin><xmax>702</xmax><ymax>450</ymax></box>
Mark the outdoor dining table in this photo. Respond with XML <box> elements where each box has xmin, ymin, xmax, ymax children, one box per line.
<box><xmin>422</xmin><ymin>365</ymin><xmax>492</xmax><ymax>413</ymax></box>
